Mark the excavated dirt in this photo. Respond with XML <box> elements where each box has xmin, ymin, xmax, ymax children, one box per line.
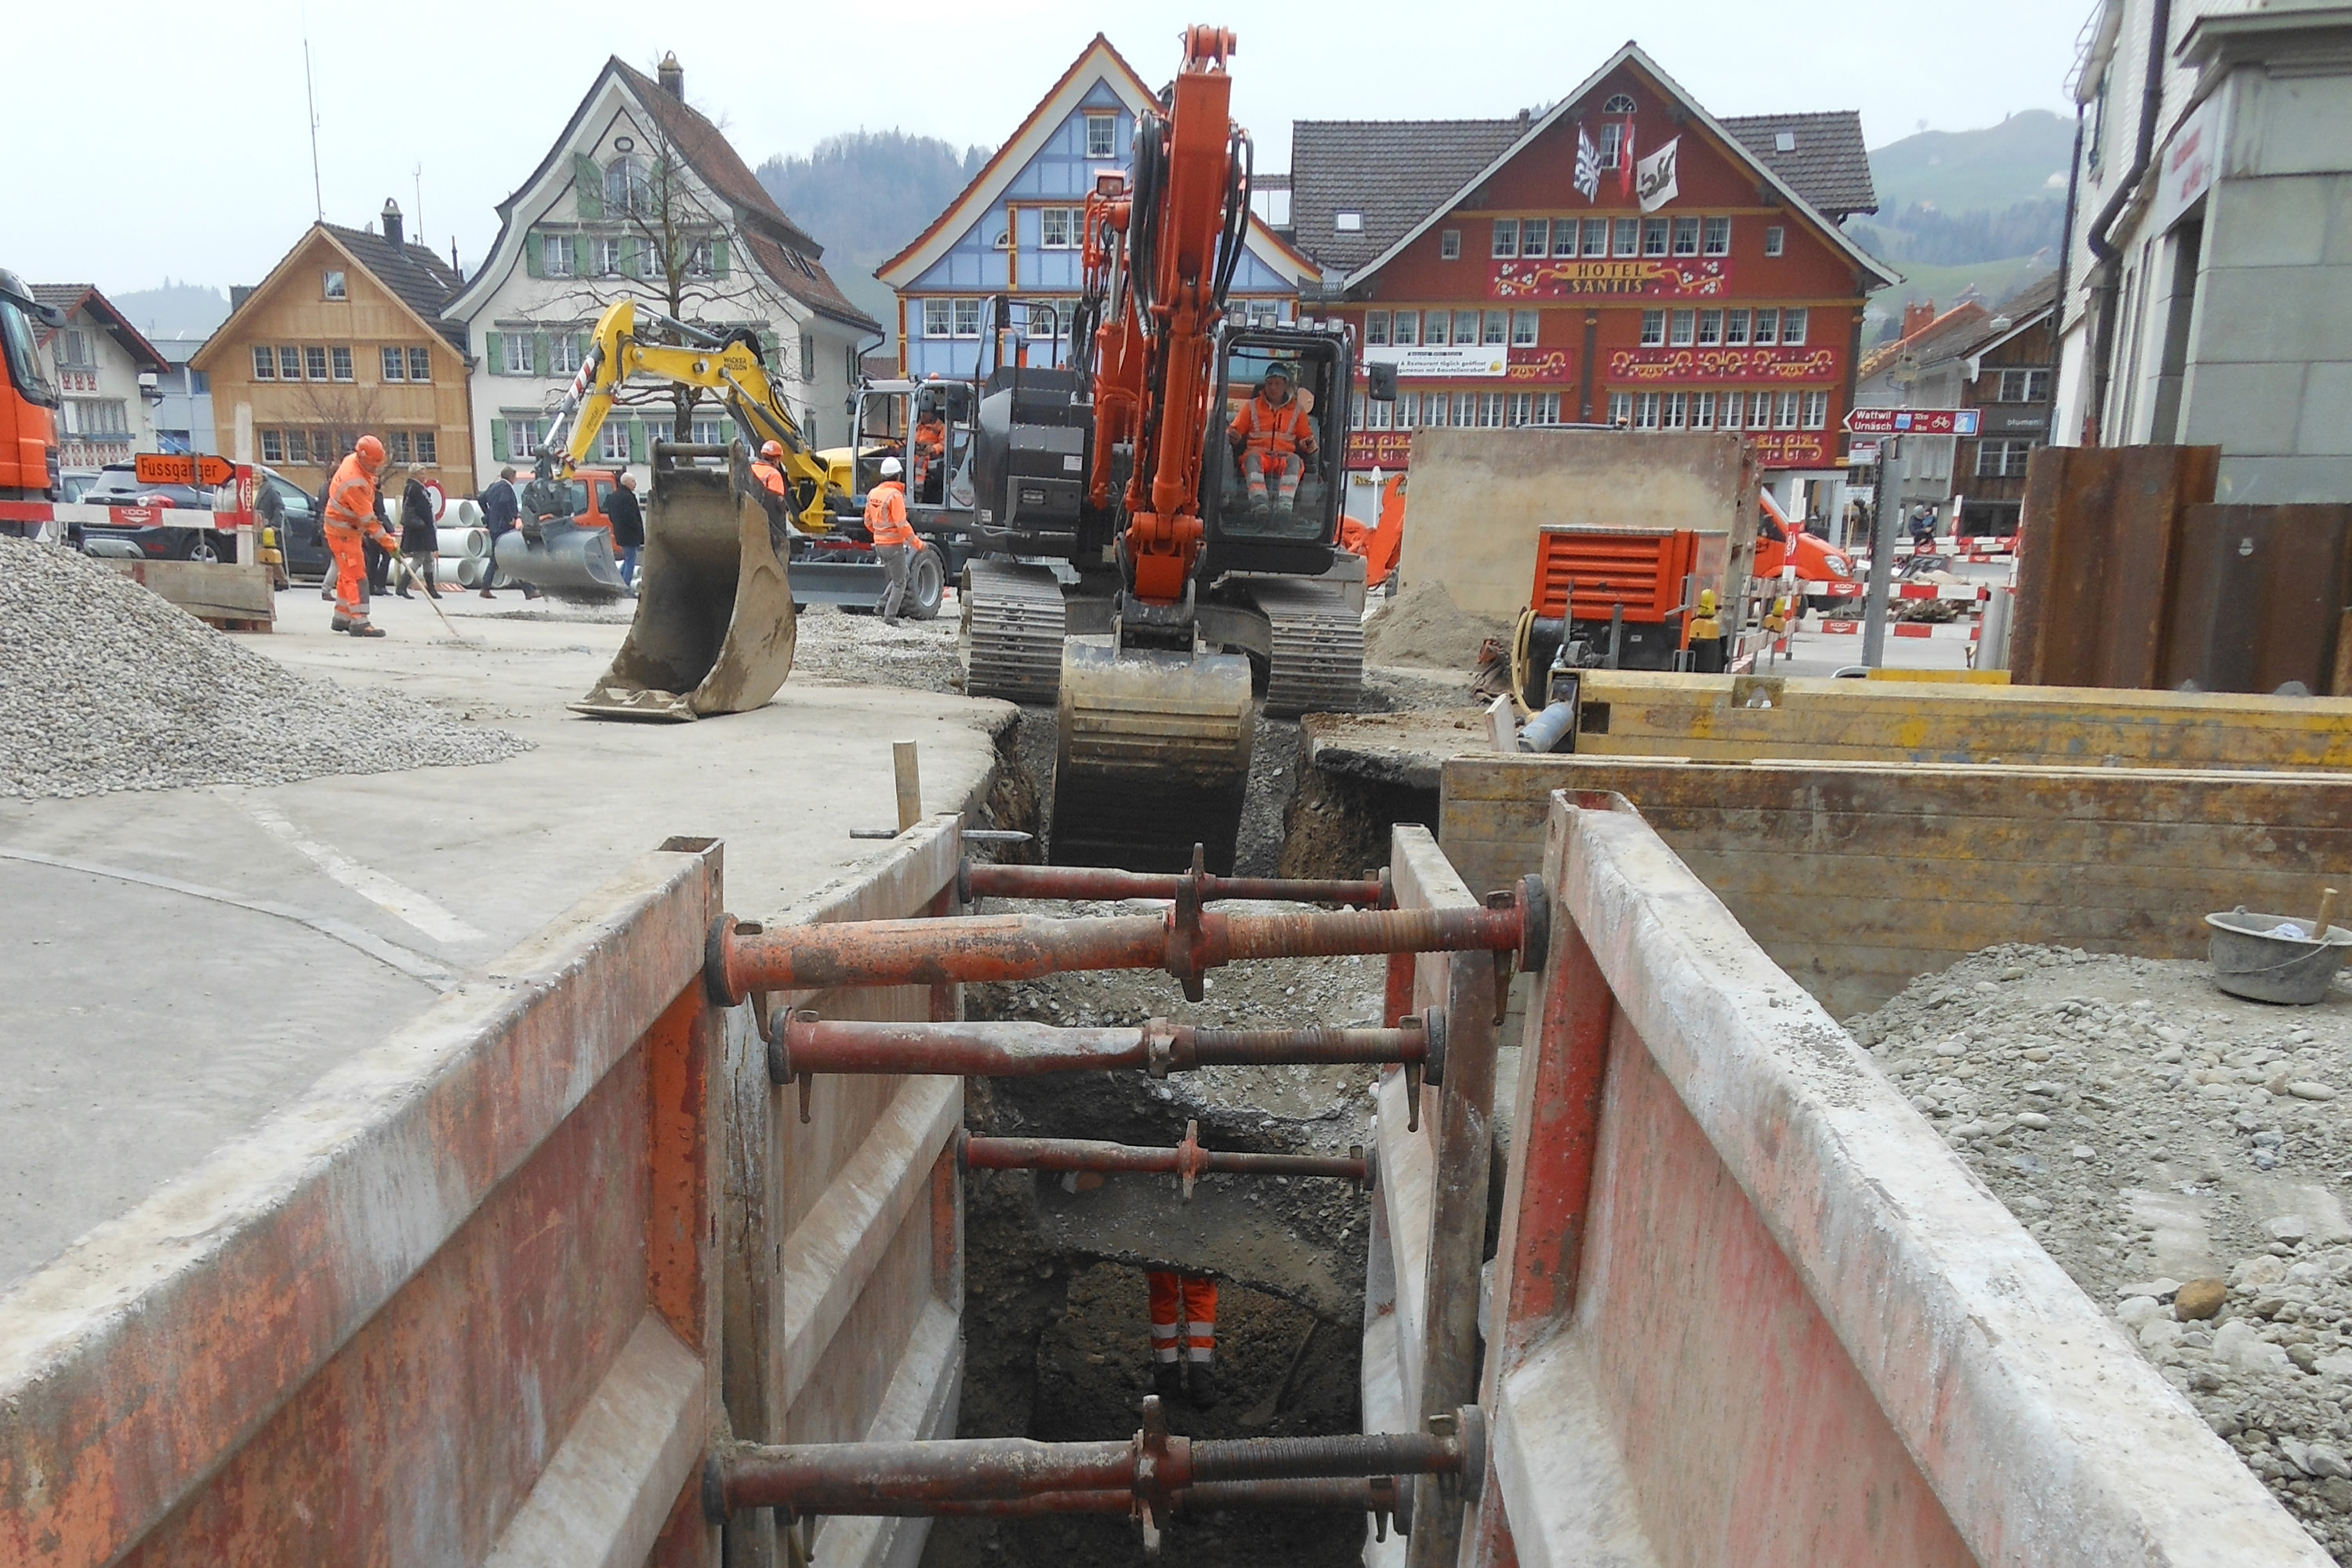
<box><xmin>1360</xmin><ymin>582</ymin><xmax>1509</xmax><ymax>673</ymax></box>
<box><xmin>921</xmin><ymin>900</ymin><xmax>1386</xmax><ymax>1568</ymax></box>
<box><xmin>1853</xmin><ymin>946</ymin><xmax>2352</xmax><ymax>1559</ymax></box>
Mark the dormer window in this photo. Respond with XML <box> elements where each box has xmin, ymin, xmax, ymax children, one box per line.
<box><xmin>1334</xmin><ymin>210</ymin><xmax>1363</xmax><ymax>232</ymax></box>
<box><xmin>1085</xmin><ymin>113</ymin><xmax>1118</xmax><ymax>159</ymax></box>
<box><xmin>322</xmin><ymin>270</ymin><xmax>347</xmax><ymax>300</ymax></box>
<box><xmin>1774</xmin><ymin>130</ymin><xmax>1797</xmax><ymax>153</ymax></box>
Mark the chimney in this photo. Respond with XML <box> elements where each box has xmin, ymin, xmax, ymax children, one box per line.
<box><xmin>1902</xmin><ymin>299</ymin><xmax>1936</xmax><ymax>339</ymax></box>
<box><xmin>658</xmin><ymin>52</ymin><xmax>684</xmax><ymax>99</ymax></box>
<box><xmin>381</xmin><ymin>198</ymin><xmax>404</xmax><ymax>248</ymax></box>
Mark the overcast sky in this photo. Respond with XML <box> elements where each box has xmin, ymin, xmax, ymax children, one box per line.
<box><xmin>18</xmin><ymin>0</ymin><xmax>2091</xmax><ymax>298</ymax></box>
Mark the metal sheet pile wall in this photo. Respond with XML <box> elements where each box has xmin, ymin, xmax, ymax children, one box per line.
<box><xmin>1446</xmin><ymin>789</ymin><xmax>2325</xmax><ymax>1564</ymax></box>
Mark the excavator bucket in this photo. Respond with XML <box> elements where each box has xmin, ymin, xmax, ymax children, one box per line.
<box><xmin>568</xmin><ymin>452</ymin><xmax>797</xmax><ymax>722</ymax></box>
<box><xmin>1050</xmin><ymin>638</ymin><xmax>1254</xmax><ymax>874</ymax></box>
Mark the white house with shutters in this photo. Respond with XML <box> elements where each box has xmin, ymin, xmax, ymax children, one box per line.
<box><xmin>441</xmin><ymin>52</ymin><xmax>880</xmax><ymax>485</ymax></box>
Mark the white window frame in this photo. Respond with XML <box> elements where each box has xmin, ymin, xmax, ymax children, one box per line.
<box><xmin>323</xmin><ymin>270</ymin><xmax>347</xmax><ymax>300</ymax></box>
<box><xmin>1510</xmin><ymin>310</ymin><xmax>1539</xmax><ymax>347</ymax></box>
<box><xmin>1613</xmin><ymin>218</ymin><xmax>1640</xmax><ymax>258</ymax></box>
<box><xmin>1481</xmin><ymin>310</ymin><xmax>1508</xmax><ymax>347</ymax></box>
<box><xmin>1721</xmin><ymin>391</ymin><xmax>1744</xmax><ymax>430</ymax></box>
<box><xmin>1802</xmin><ymin>390</ymin><xmax>1829</xmax><ymax>430</ymax></box>
<box><xmin>542</xmin><ymin>233</ymin><xmax>575</xmax><ymax>277</ymax></box>
<box><xmin>1439</xmin><ymin>229</ymin><xmax>1462</xmax><ymax>260</ymax></box>
<box><xmin>1607</xmin><ymin>391</ymin><xmax>1633</xmax><ymax>426</ymax></box>
<box><xmin>1423</xmin><ymin>312</ymin><xmax>1450</xmax><ymax>347</ymax></box>
<box><xmin>924</xmin><ymin>298</ymin><xmax>953</xmax><ymax>339</ymax></box>
<box><xmin>690</xmin><ymin>418</ymin><xmax>727</xmax><ymax>447</ymax></box>
<box><xmin>1661</xmin><ymin>392</ymin><xmax>1687</xmax><ymax>430</ymax></box>
<box><xmin>1391</xmin><ymin>310</ymin><xmax>1419</xmax><ymax>347</ymax></box>
<box><xmin>953</xmin><ymin>298</ymin><xmax>982</xmax><ymax>339</ymax></box>
<box><xmin>387</xmin><ymin>431</ymin><xmax>412</xmax><ymax>465</ymax></box>
<box><xmin>1040</xmin><ymin>207</ymin><xmax>1076</xmax><ymax>249</ymax></box>
<box><xmin>1475</xmin><ymin>392</ymin><xmax>1507</xmax><ymax>428</ymax></box>
<box><xmin>549</xmin><ymin>336</ymin><xmax>583</xmax><ymax>377</ymax></box>
<box><xmin>1668</xmin><ymin>310</ymin><xmax>1696</xmax><ymax>348</ymax></box>
<box><xmin>1534</xmin><ymin>391</ymin><xmax>1562</xmax><ymax>425</ymax></box>
<box><xmin>279</xmin><ymin>347</ymin><xmax>303</xmax><ymax>380</ymax></box>
<box><xmin>1753</xmin><ymin>308</ymin><xmax>1780</xmax><ymax>347</ymax></box>
<box><xmin>1396</xmin><ymin>391</ymin><xmax>1420</xmax><ymax>426</ymax></box>
<box><xmin>414</xmin><ymin>430</ymin><xmax>437</xmax><ymax>465</ymax></box>
<box><xmin>600</xmin><ymin>423</ymin><xmax>633</xmax><ymax>463</ymax></box>
<box><xmin>1421</xmin><ymin>394</ymin><xmax>1450</xmax><ymax>430</ymax></box>
<box><xmin>1691</xmin><ymin>391</ymin><xmax>1716</xmax><ymax>430</ymax></box>
<box><xmin>408</xmin><ymin>347</ymin><xmax>432</xmax><ymax>383</ymax></box>
<box><xmin>1697</xmin><ymin>310</ymin><xmax>1722</xmax><ymax>347</ymax></box>
<box><xmin>510</xmin><ymin>418</ymin><xmax>544</xmax><ymax>459</ymax></box>
<box><xmin>1764</xmin><ymin>226</ymin><xmax>1785</xmax><ymax>256</ymax></box>
<box><xmin>1639</xmin><ymin>310</ymin><xmax>1666</xmax><ymax>348</ymax></box>
<box><xmin>260</xmin><ymin>429</ymin><xmax>284</xmax><ymax>463</ymax></box>
<box><xmin>1507</xmin><ymin>392</ymin><xmax>1534</xmax><ymax>427</ymax></box>
<box><xmin>1634</xmin><ymin>392</ymin><xmax>1661</xmax><ymax>430</ymax></box>
<box><xmin>381</xmin><ymin>347</ymin><xmax>405</xmax><ymax>382</ymax></box>
<box><xmin>1335</xmin><ymin>210</ymin><xmax>1364</xmax><ymax>233</ymax></box>
<box><xmin>1671</xmin><ymin>217</ymin><xmax>1700</xmax><ymax>257</ymax></box>
<box><xmin>503</xmin><ymin>333</ymin><xmax>534</xmax><ymax>376</ymax></box>
<box><xmin>1026</xmin><ymin>302</ymin><xmax>1059</xmax><ymax>341</ymax></box>
<box><xmin>252</xmin><ymin>346</ymin><xmax>276</xmax><ymax>381</ymax></box>
<box><xmin>1782</xmin><ymin>309</ymin><xmax>1808</xmax><ymax>347</ymax></box>
<box><xmin>1642</xmin><ymin>219</ymin><xmax>1670</xmax><ymax>258</ymax></box>
<box><xmin>1522</xmin><ymin>218</ymin><xmax>1550</xmax><ymax>258</ymax></box>
<box><xmin>1492</xmin><ymin>218</ymin><xmax>1519</xmax><ymax>260</ymax></box>
<box><xmin>1582</xmin><ymin>218</ymin><xmax>1609</xmax><ymax>258</ymax></box>
<box><xmin>1724</xmin><ymin>310</ymin><xmax>1751</xmax><ymax>347</ymax></box>
<box><xmin>305</xmin><ymin>345</ymin><xmax>329</xmax><ymax>381</ymax></box>
<box><xmin>1775</xmin><ymin>391</ymin><xmax>1801</xmax><ymax>430</ymax></box>
<box><xmin>1597</xmin><ymin>122</ymin><xmax>1624</xmax><ymax>171</ymax></box>
<box><xmin>1085</xmin><ymin>113</ymin><xmax>1117</xmax><ymax>158</ymax></box>
<box><xmin>1701</xmin><ymin>217</ymin><xmax>1731</xmax><ymax>256</ymax></box>
<box><xmin>1364</xmin><ymin>310</ymin><xmax>1391</xmax><ymax>347</ymax></box>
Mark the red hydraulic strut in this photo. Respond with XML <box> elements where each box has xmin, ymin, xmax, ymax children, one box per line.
<box><xmin>963</xmin><ymin>858</ymin><xmax>1386</xmax><ymax>909</ymax></box>
<box><xmin>957</xmin><ymin>1123</ymin><xmax>1370</xmax><ymax>1197</ymax></box>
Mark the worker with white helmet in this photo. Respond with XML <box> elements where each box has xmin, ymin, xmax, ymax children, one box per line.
<box><xmin>864</xmin><ymin>456</ymin><xmax>917</xmax><ymax>626</ymax></box>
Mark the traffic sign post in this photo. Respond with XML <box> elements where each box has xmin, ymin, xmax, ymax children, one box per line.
<box><xmin>1842</xmin><ymin>407</ymin><xmax>1980</xmax><ymax>437</ymax></box>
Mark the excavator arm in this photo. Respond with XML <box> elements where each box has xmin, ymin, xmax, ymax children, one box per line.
<box><xmin>543</xmin><ymin>299</ymin><xmax>836</xmax><ymax>533</ymax></box>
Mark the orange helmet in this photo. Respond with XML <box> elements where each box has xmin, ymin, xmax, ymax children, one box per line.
<box><xmin>760</xmin><ymin>440</ymin><xmax>784</xmax><ymax>460</ymax></box>
<box><xmin>354</xmin><ymin>434</ymin><xmax>386</xmax><ymax>469</ymax></box>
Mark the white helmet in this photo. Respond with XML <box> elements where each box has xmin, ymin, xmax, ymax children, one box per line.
<box><xmin>879</xmin><ymin>456</ymin><xmax>903</xmax><ymax>477</ymax></box>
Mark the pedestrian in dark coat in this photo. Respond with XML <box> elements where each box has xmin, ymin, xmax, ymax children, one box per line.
<box><xmin>478</xmin><ymin>465</ymin><xmax>521</xmax><ymax>599</ymax></box>
<box><xmin>608</xmin><ymin>471</ymin><xmax>645</xmax><ymax>592</ymax></box>
<box><xmin>398</xmin><ymin>474</ymin><xmax>440</xmax><ymax>598</ymax></box>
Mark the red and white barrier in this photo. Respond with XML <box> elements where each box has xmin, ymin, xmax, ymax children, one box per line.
<box><xmin>1816</xmin><ymin>619</ymin><xmax>1983</xmax><ymax>641</ymax></box>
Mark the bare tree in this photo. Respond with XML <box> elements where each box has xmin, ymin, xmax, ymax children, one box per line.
<box><xmin>556</xmin><ymin>92</ymin><xmax>789</xmax><ymax>444</ymax></box>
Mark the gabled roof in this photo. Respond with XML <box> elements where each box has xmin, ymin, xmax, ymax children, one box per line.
<box><xmin>31</xmin><ymin>284</ymin><xmax>170</xmax><ymax>373</ymax></box>
<box><xmin>1336</xmin><ymin>42</ymin><xmax>1902</xmax><ymax>294</ymax></box>
<box><xmin>1718</xmin><ymin>111</ymin><xmax>1877</xmax><ymax>220</ymax></box>
<box><xmin>445</xmin><ymin>55</ymin><xmax>879</xmax><ymax>332</ymax></box>
<box><xmin>1287</xmin><ymin>118</ymin><xmax>1526</xmax><ymax>272</ymax></box>
<box><xmin>191</xmin><ymin>224</ymin><xmax>470</xmax><ymax>372</ymax></box>
<box><xmin>877</xmin><ymin>34</ymin><xmax>1315</xmax><ymax>291</ymax></box>
<box><xmin>321</xmin><ymin>223</ymin><xmax>466</xmax><ymax>350</ymax></box>
<box><xmin>1857</xmin><ymin>299</ymin><xmax>1990</xmax><ymax>379</ymax></box>
<box><xmin>1915</xmin><ymin>269</ymin><xmax>2061</xmax><ymax>372</ymax></box>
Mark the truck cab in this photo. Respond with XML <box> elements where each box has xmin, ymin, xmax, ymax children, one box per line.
<box><xmin>0</xmin><ymin>270</ymin><xmax>63</xmax><ymax>503</ymax></box>
<box><xmin>824</xmin><ymin>377</ymin><xmax>976</xmax><ymax>517</ymax></box>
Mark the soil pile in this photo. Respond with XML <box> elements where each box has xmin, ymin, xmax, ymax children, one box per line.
<box><xmin>1362</xmin><ymin>581</ymin><xmax>1508</xmax><ymax>672</ymax></box>
<box><xmin>1851</xmin><ymin>944</ymin><xmax>2352</xmax><ymax>1559</ymax></box>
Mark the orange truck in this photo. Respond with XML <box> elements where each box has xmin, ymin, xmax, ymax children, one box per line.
<box><xmin>1752</xmin><ymin>488</ymin><xmax>1859</xmax><ymax>606</ymax></box>
<box><xmin>0</xmin><ymin>269</ymin><xmax>62</xmax><ymax>510</ymax></box>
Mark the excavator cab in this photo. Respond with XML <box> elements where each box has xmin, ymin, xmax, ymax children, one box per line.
<box><xmin>1203</xmin><ymin>325</ymin><xmax>1350</xmax><ymax>568</ymax></box>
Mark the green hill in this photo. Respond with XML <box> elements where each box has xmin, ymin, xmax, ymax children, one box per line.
<box><xmin>105</xmin><ymin>281</ymin><xmax>230</xmax><ymax>342</ymax></box>
<box><xmin>1867</xmin><ymin>110</ymin><xmax>2075</xmax><ymax>214</ymax></box>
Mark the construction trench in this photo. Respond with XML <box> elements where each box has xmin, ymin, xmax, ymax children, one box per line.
<box><xmin>9</xmin><ymin>657</ymin><xmax>2352</xmax><ymax>1566</ymax></box>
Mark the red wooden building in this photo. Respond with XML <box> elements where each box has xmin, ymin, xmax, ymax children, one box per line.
<box><xmin>1287</xmin><ymin>45</ymin><xmax>1897</xmax><ymax>514</ymax></box>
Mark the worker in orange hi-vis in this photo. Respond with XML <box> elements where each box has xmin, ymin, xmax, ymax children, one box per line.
<box><xmin>1365</xmin><ymin>472</ymin><xmax>1406</xmax><ymax>590</ymax></box>
<box><xmin>1147</xmin><ymin>1269</ymin><xmax>1218</xmax><ymax>1407</ymax></box>
<box><xmin>1229</xmin><ymin>363</ymin><xmax>1316</xmax><ymax>514</ymax></box>
<box><xmin>323</xmin><ymin>435</ymin><xmax>403</xmax><ymax>637</ymax></box>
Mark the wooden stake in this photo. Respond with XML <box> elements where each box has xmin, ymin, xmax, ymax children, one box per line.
<box><xmin>2314</xmin><ymin>887</ymin><xmax>2339</xmax><ymax>942</ymax></box>
<box><xmin>893</xmin><ymin>741</ymin><xmax>922</xmax><ymax>833</ymax></box>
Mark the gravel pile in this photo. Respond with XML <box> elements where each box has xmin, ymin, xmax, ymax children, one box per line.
<box><xmin>788</xmin><ymin>603</ymin><xmax>963</xmax><ymax>691</ymax></box>
<box><xmin>0</xmin><ymin>538</ymin><xmax>530</xmax><ymax>798</ymax></box>
<box><xmin>1850</xmin><ymin>944</ymin><xmax>2352</xmax><ymax>1557</ymax></box>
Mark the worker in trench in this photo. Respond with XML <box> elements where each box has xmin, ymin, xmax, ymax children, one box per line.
<box><xmin>1229</xmin><ymin>362</ymin><xmax>1316</xmax><ymax>516</ymax></box>
<box><xmin>1148</xmin><ymin>1269</ymin><xmax>1219</xmax><ymax>1407</ymax></box>
<box><xmin>322</xmin><ymin>434</ymin><xmax>404</xmax><ymax>637</ymax></box>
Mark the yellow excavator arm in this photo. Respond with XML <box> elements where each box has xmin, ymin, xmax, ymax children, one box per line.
<box><xmin>542</xmin><ymin>299</ymin><xmax>837</xmax><ymax>533</ymax></box>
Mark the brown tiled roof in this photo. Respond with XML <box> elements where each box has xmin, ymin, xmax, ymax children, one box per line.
<box><xmin>1915</xmin><ymin>270</ymin><xmax>2062</xmax><ymax>370</ymax></box>
<box><xmin>1859</xmin><ymin>300</ymin><xmax>1990</xmax><ymax>379</ymax></box>
<box><xmin>1287</xmin><ymin>118</ymin><xmax>1526</xmax><ymax>272</ymax></box>
<box><xmin>31</xmin><ymin>283</ymin><xmax>171</xmax><ymax>372</ymax></box>
<box><xmin>1719</xmin><ymin>111</ymin><xmax>1878</xmax><ymax>219</ymax></box>
<box><xmin>321</xmin><ymin>224</ymin><xmax>468</xmax><ymax>350</ymax></box>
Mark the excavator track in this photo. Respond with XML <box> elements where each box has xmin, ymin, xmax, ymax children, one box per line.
<box><xmin>960</xmin><ymin>560</ymin><xmax>1067</xmax><ymax>706</ymax></box>
<box><xmin>1250</xmin><ymin>580</ymin><xmax>1366</xmax><ymax>718</ymax></box>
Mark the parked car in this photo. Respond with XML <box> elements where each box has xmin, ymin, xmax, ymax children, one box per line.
<box><xmin>58</xmin><ymin>470</ymin><xmax>99</xmax><ymax>503</ymax></box>
<box><xmin>74</xmin><ymin>464</ymin><xmax>238</xmax><ymax>563</ymax></box>
<box><xmin>252</xmin><ymin>466</ymin><xmax>329</xmax><ymax>579</ymax></box>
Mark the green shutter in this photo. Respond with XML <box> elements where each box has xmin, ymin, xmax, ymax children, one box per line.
<box><xmin>627</xmin><ymin>419</ymin><xmax>648</xmax><ymax>463</ymax></box>
<box><xmin>620</xmin><ymin>236</ymin><xmax>641</xmax><ymax>277</ymax></box>
<box><xmin>525</xmin><ymin>233</ymin><xmax>545</xmax><ymax>278</ymax></box>
<box><xmin>491</xmin><ymin>419</ymin><xmax>509</xmax><ymax>462</ymax></box>
<box><xmin>759</xmin><ymin>331</ymin><xmax>780</xmax><ymax>365</ymax></box>
<box><xmin>575</xmin><ymin>332</ymin><xmax>591</xmax><ymax>368</ymax></box>
<box><xmin>532</xmin><ymin>336</ymin><xmax>550</xmax><ymax>379</ymax></box>
<box><xmin>572</xmin><ymin>153</ymin><xmax>604</xmax><ymax>220</ymax></box>
<box><xmin>711</xmin><ymin>238</ymin><xmax>729</xmax><ymax>278</ymax></box>
<box><xmin>572</xmin><ymin>235</ymin><xmax>590</xmax><ymax>278</ymax></box>
<box><xmin>486</xmin><ymin>332</ymin><xmax>504</xmax><ymax>375</ymax></box>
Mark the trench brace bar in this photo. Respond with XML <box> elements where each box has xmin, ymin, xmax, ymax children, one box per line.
<box><xmin>704</xmin><ymin>1396</ymin><xmax>1484</xmax><ymax>1556</ymax></box>
<box><xmin>765</xmin><ymin>1008</ymin><xmax>1446</xmax><ymax>1131</ymax></box>
<box><xmin>960</xmin><ymin>848</ymin><xmax>1389</xmax><ymax>910</ymax></box>
<box><xmin>956</xmin><ymin>1123</ymin><xmax>1372</xmax><ymax>1199</ymax></box>
<box><xmin>706</xmin><ymin>876</ymin><xmax>1548</xmax><ymax>1007</ymax></box>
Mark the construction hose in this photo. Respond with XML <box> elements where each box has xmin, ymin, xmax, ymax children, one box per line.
<box><xmin>1506</xmin><ymin>607</ymin><xmax>1538</xmax><ymax>718</ymax></box>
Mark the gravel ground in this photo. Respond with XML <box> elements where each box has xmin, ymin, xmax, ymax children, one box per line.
<box><xmin>0</xmin><ymin>539</ymin><xmax>530</xmax><ymax>798</ymax></box>
<box><xmin>1851</xmin><ymin>945</ymin><xmax>2352</xmax><ymax>1557</ymax></box>
<box><xmin>787</xmin><ymin>603</ymin><xmax>965</xmax><ymax>691</ymax></box>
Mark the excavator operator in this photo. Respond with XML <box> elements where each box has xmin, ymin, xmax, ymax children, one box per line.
<box><xmin>323</xmin><ymin>434</ymin><xmax>403</xmax><ymax>637</ymax></box>
<box><xmin>1229</xmin><ymin>363</ymin><xmax>1316</xmax><ymax>515</ymax></box>
<box><xmin>912</xmin><ymin>401</ymin><xmax>947</xmax><ymax>505</ymax></box>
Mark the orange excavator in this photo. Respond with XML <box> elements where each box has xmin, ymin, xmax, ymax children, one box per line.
<box><xmin>978</xmin><ymin>26</ymin><xmax>1360</xmax><ymax>873</ymax></box>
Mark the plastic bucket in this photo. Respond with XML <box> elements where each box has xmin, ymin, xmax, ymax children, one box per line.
<box><xmin>2205</xmin><ymin>907</ymin><xmax>2352</xmax><ymax>1004</ymax></box>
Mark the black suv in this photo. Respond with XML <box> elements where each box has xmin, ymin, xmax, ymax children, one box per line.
<box><xmin>76</xmin><ymin>465</ymin><xmax>238</xmax><ymax>563</ymax></box>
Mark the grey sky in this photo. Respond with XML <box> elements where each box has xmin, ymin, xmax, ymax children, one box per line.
<box><xmin>17</xmin><ymin>0</ymin><xmax>2092</xmax><ymax>297</ymax></box>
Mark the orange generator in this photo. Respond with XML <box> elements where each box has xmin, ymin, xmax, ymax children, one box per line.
<box><xmin>1528</xmin><ymin>524</ymin><xmax>1701</xmax><ymax>671</ymax></box>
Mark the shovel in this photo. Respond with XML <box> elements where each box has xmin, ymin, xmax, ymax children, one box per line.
<box><xmin>392</xmin><ymin>554</ymin><xmax>477</xmax><ymax>645</ymax></box>
<box><xmin>1240</xmin><ymin>1318</ymin><xmax>1320</xmax><ymax>1428</ymax></box>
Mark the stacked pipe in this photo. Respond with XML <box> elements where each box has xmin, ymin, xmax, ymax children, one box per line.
<box><xmin>432</xmin><ymin>525</ymin><xmax>494</xmax><ymax>590</ymax></box>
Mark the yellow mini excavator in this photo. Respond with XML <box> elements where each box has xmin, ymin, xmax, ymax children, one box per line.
<box><xmin>529</xmin><ymin>299</ymin><xmax>835</xmax><ymax>721</ymax></box>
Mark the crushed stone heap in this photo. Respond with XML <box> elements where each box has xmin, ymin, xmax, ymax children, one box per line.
<box><xmin>1852</xmin><ymin>943</ymin><xmax>2352</xmax><ymax>1559</ymax></box>
<box><xmin>0</xmin><ymin>537</ymin><xmax>529</xmax><ymax>799</ymax></box>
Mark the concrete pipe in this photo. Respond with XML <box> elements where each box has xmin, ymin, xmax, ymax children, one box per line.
<box><xmin>436</xmin><ymin>527</ymin><xmax>488</xmax><ymax>558</ymax></box>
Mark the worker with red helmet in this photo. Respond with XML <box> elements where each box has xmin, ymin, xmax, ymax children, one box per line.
<box><xmin>1229</xmin><ymin>363</ymin><xmax>1316</xmax><ymax>514</ymax></box>
<box><xmin>749</xmin><ymin>438</ymin><xmax>792</xmax><ymax>528</ymax></box>
<box><xmin>323</xmin><ymin>435</ymin><xmax>403</xmax><ymax>637</ymax></box>
<box><xmin>863</xmin><ymin>455</ymin><xmax>916</xmax><ymax>626</ymax></box>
